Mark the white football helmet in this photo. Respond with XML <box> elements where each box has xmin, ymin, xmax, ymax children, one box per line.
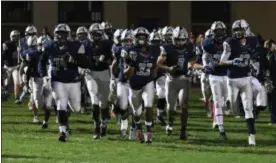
<box><xmin>25</xmin><ymin>25</ymin><xmax>37</xmax><ymax>37</ymax></box>
<box><xmin>10</xmin><ymin>30</ymin><xmax>20</xmax><ymax>42</ymax></box>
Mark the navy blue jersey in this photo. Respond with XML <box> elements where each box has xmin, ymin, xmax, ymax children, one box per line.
<box><xmin>161</xmin><ymin>42</ymin><xmax>194</xmax><ymax>77</ymax></box>
<box><xmin>112</xmin><ymin>43</ymin><xmax>122</xmax><ymax>62</ymax></box>
<box><xmin>22</xmin><ymin>48</ymin><xmax>41</xmax><ymax>77</ymax></box>
<box><xmin>127</xmin><ymin>45</ymin><xmax>159</xmax><ymax>90</ymax></box>
<box><xmin>202</xmin><ymin>38</ymin><xmax>227</xmax><ymax>76</ymax></box>
<box><xmin>89</xmin><ymin>40</ymin><xmax>113</xmax><ymax>71</ymax></box>
<box><xmin>2</xmin><ymin>41</ymin><xmax>19</xmax><ymax>67</ymax></box>
<box><xmin>195</xmin><ymin>45</ymin><xmax>203</xmax><ymax>64</ymax></box>
<box><xmin>224</xmin><ymin>36</ymin><xmax>258</xmax><ymax>78</ymax></box>
<box><xmin>39</xmin><ymin>40</ymin><xmax>82</xmax><ymax>83</ymax></box>
<box><xmin>149</xmin><ymin>44</ymin><xmax>163</xmax><ymax>79</ymax></box>
<box><xmin>20</xmin><ymin>38</ymin><xmax>28</xmax><ymax>51</ymax></box>
<box><xmin>112</xmin><ymin>43</ymin><xmax>122</xmax><ymax>78</ymax></box>
<box><xmin>118</xmin><ymin>45</ymin><xmax>133</xmax><ymax>83</ymax></box>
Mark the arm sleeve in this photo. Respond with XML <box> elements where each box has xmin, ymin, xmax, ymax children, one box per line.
<box><xmin>220</xmin><ymin>41</ymin><xmax>231</xmax><ymax>62</ymax></box>
<box><xmin>160</xmin><ymin>46</ymin><xmax>167</xmax><ymax>56</ymax></box>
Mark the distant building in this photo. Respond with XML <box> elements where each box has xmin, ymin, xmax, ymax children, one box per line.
<box><xmin>2</xmin><ymin>1</ymin><xmax>276</xmax><ymax>40</ymax></box>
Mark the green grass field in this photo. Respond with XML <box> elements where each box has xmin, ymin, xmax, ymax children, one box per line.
<box><xmin>2</xmin><ymin>89</ymin><xmax>276</xmax><ymax>163</ymax></box>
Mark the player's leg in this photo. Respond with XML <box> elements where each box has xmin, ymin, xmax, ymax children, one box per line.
<box><xmin>155</xmin><ymin>76</ymin><xmax>166</xmax><ymax>126</ymax></box>
<box><xmin>12</xmin><ymin>67</ymin><xmax>22</xmax><ymax>103</ymax></box>
<box><xmin>222</xmin><ymin>76</ymin><xmax>230</xmax><ymax>115</ymax></box>
<box><xmin>240</xmin><ymin>77</ymin><xmax>256</xmax><ymax>145</ymax></box>
<box><xmin>51</xmin><ymin>81</ymin><xmax>69</xmax><ymax>142</ymax></box>
<box><xmin>117</xmin><ymin>82</ymin><xmax>130</xmax><ymax>137</ymax></box>
<box><xmin>209</xmin><ymin>75</ymin><xmax>227</xmax><ymax>140</ymax></box>
<box><xmin>165</xmin><ymin>76</ymin><xmax>180</xmax><ymax>135</ymax></box>
<box><xmin>142</xmin><ymin>81</ymin><xmax>155</xmax><ymax>143</ymax></box>
<box><xmin>68</xmin><ymin>82</ymin><xmax>82</xmax><ymax>113</ymax></box>
<box><xmin>200</xmin><ymin>73</ymin><xmax>212</xmax><ymax>117</ymax></box>
<box><xmin>85</xmin><ymin>75</ymin><xmax>101</xmax><ymax>139</ymax></box>
<box><xmin>178</xmin><ymin>79</ymin><xmax>190</xmax><ymax>140</ymax></box>
<box><xmin>96</xmin><ymin>70</ymin><xmax>111</xmax><ymax>137</ymax></box>
<box><xmin>129</xmin><ymin>88</ymin><xmax>144</xmax><ymax>143</ymax></box>
<box><xmin>227</xmin><ymin>78</ymin><xmax>240</xmax><ymax>116</ymax></box>
<box><xmin>252</xmin><ymin>77</ymin><xmax>267</xmax><ymax>115</ymax></box>
<box><xmin>41</xmin><ymin>83</ymin><xmax>53</xmax><ymax>129</ymax></box>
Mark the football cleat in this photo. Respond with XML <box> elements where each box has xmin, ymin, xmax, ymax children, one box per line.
<box><xmin>93</xmin><ymin>127</ymin><xmax>101</xmax><ymax>139</ymax></box>
<box><xmin>101</xmin><ymin>126</ymin><xmax>107</xmax><ymax>137</ymax></box>
<box><xmin>33</xmin><ymin>116</ymin><xmax>39</xmax><ymax>123</ymax></box>
<box><xmin>248</xmin><ymin>134</ymin><xmax>256</xmax><ymax>146</ymax></box>
<box><xmin>58</xmin><ymin>132</ymin><xmax>67</xmax><ymax>142</ymax></box>
<box><xmin>137</xmin><ymin>130</ymin><xmax>145</xmax><ymax>143</ymax></box>
<box><xmin>166</xmin><ymin>125</ymin><xmax>173</xmax><ymax>136</ymax></box>
<box><xmin>41</xmin><ymin>121</ymin><xmax>48</xmax><ymax>129</ymax></box>
<box><xmin>219</xmin><ymin>132</ymin><xmax>227</xmax><ymax>140</ymax></box>
<box><xmin>145</xmin><ymin>132</ymin><xmax>152</xmax><ymax>143</ymax></box>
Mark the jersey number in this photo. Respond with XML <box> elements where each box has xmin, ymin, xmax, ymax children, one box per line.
<box><xmin>177</xmin><ymin>57</ymin><xmax>185</xmax><ymax>69</ymax></box>
<box><xmin>136</xmin><ymin>63</ymin><xmax>152</xmax><ymax>76</ymax></box>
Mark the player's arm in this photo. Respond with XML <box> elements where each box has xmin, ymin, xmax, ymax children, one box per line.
<box><xmin>38</xmin><ymin>46</ymin><xmax>49</xmax><ymax>77</ymax></box>
<box><xmin>121</xmin><ymin>49</ymin><xmax>135</xmax><ymax>80</ymax></box>
<box><xmin>157</xmin><ymin>46</ymin><xmax>175</xmax><ymax>73</ymax></box>
<box><xmin>187</xmin><ymin>44</ymin><xmax>197</xmax><ymax>73</ymax></box>
<box><xmin>110</xmin><ymin>53</ymin><xmax>118</xmax><ymax>79</ymax></box>
<box><xmin>220</xmin><ymin>41</ymin><xmax>240</xmax><ymax>65</ymax></box>
<box><xmin>2</xmin><ymin>43</ymin><xmax>9</xmax><ymax>66</ymax></box>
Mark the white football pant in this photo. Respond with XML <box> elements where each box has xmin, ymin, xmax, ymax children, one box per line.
<box><xmin>129</xmin><ymin>81</ymin><xmax>155</xmax><ymax>116</ymax></box>
<box><xmin>85</xmin><ymin>69</ymin><xmax>110</xmax><ymax>108</ymax></box>
<box><xmin>227</xmin><ymin>77</ymin><xmax>254</xmax><ymax>119</ymax></box>
<box><xmin>156</xmin><ymin>75</ymin><xmax>166</xmax><ymax>99</ymax></box>
<box><xmin>51</xmin><ymin>81</ymin><xmax>81</xmax><ymax>112</ymax></box>
<box><xmin>252</xmin><ymin>77</ymin><xmax>267</xmax><ymax>107</ymax></box>
<box><xmin>209</xmin><ymin>75</ymin><xmax>228</xmax><ymax>125</ymax></box>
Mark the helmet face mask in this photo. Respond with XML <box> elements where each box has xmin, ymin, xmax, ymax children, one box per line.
<box><xmin>55</xmin><ymin>31</ymin><xmax>69</xmax><ymax>43</ymax></box>
<box><xmin>91</xmin><ymin>31</ymin><xmax>103</xmax><ymax>42</ymax></box>
<box><xmin>232</xmin><ymin>27</ymin><xmax>245</xmax><ymax>39</ymax></box>
<box><xmin>174</xmin><ymin>38</ymin><xmax>187</xmax><ymax>47</ymax></box>
<box><xmin>121</xmin><ymin>39</ymin><xmax>133</xmax><ymax>47</ymax></box>
<box><xmin>136</xmin><ymin>34</ymin><xmax>148</xmax><ymax>46</ymax></box>
<box><xmin>77</xmin><ymin>33</ymin><xmax>88</xmax><ymax>41</ymax></box>
<box><xmin>213</xmin><ymin>29</ymin><xmax>226</xmax><ymax>42</ymax></box>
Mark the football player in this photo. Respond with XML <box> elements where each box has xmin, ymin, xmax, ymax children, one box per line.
<box><xmin>122</xmin><ymin>27</ymin><xmax>159</xmax><ymax>143</ymax></box>
<box><xmin>196</xmin><ymin>29</ymin><xmax>213</xmax><ymax>118</ymax></box>
<box><xmin>2</xmin><ymin>30</ymin><xmax>21</xmax><ymax>103</ymax></box>
<box><xmin>202</xmin><ymin>21</ymin><xmax>228</xmax><ymax>140</ymax></box>
<box><xmin>85</xmin><ymin>23</ymin><xmax>113</xmax><ymax>139</ymax></box>
<box><xmin>21</xmin><ymin>36</ymin><xmax>44</xmax><ymax>123</ymax></box>
<box><xmin>111</xmin><ymin>29</ymin><xmax>135</xmax><ymax>137</ymax></box>
<box><xmin>109</xmin><ymin>29</ymin><xmax>124</xmax><ymax>124</ymax></box>
<box><xmin>149</xmin><ymin>30</ymin><xmax>167</xmax><ymax>126</ymax></box>
<box><xmin>101</xmin><ymin>21</ymin><xmax>113</xmax><ymax>40</ymax></box>
<box><xmin>157</xmin><ymin>27</ymin><xmax>195</xmax><ymax>140</ymax></box>
<box><xmin>39</xmin><ymin>23</ymin><xmax>86</xmax><ymax>142</ymax></box>
<box><xmin>220</xmin><ymin>19</ymin><xmax>257</xmax><ymax>145</ymax></box>
<box><xmin>18</xmin><ymin>25</ymin><xmax>38</xmax><ymax>104</ymax></box>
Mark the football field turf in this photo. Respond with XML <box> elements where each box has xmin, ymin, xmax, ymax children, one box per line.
<box><xmin>1</xmin><ymin>89</ymin><xmax>276</xmax><ymax>163</ymax></box>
